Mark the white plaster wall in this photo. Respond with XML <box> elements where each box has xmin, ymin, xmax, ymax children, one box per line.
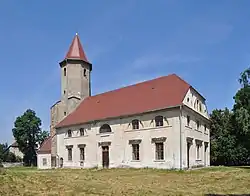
<box><xmin>9</xmin><ymin>147</ymin><xmax>23</xmax><ymax>158</ymax></box>
<box><xmin>56</xmin><ymin>108</ymin><xmax>183</xmax><ymax>169</ymax></box>
<box><xmin>37</xmin><ymin>154</ymin><xmax>51</xmax><ymax>169</ymax></box>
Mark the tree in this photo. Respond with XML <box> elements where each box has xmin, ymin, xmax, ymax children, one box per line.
<box><xmin>12</xmin><ymin>109</ymin><xmax>49</xmax><ymax>166</ymax></box>
<box><xmin>0</xmin><ymin>143</ymin><xmax>21</xmax><ymax>163</ymax></box>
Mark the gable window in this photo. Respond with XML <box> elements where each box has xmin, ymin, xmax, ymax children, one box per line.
<box><xmin>99</xmin><ymin>124</ymin><xmax>112</xmax><ymax>133</ymax></box>
<box><xmin>68</xmin><ymin>148</ymin><xmax>72</xmax><ymax>161</ymax></box>
<box><xmin>80</xmin><ymin>147</ymin><xmax>85</xmax><ymax>161</ymax></box>
<box><xmin>42</xmin><ymin>158</ymin><xmax>47</xmax><ymax>166</ymax></box>
<box><xmin>132</xmin><ymin>144</ymin><xmax>140</xmax><ymax>160</ymax></box>
<box><xmin>132</xmin><ymin>119</ymin><xmax>139</xmax><ymax>130</ymax></box>
<box><xmin>80</xmin><ymin>128</ymin><xmax>85</xmax><ymax>136</ymax></box>
<box><xmin>196</xmin><ymin>120</ymin><xmax>200</xmax><ymax>130</ymax></box>
<box><xmin>83</xmin><ymin>69</ymin><xmax>86</xmax><ymax>77</ymax></box>
<box><xmin>187</xmin><ymin>115</ymin><xmax>190</xmax><ymax>126</ymax></box>
<box><xmin>155</xmin><ymin>142</ymin><xmax>164</xmax><ymax>160</ymax></box>
<box><xmin>64</xmin><ymin>68</ymin><xmax>66</xmax><ymax>76</ymax></box>
<box><xmin>67</xmin><ymin>129</ymin><xmax>72</xmax><ymax>137</ymax></box>
<box><xmin>155</xmin><ymin>116</ymin><xmax>163</xmax><ymax>127</ymax></box>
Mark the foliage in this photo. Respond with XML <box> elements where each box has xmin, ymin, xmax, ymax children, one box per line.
<box><xmin>210</xmin><ymin>67</ymin><xmax>250</xmax><ymax>166</ymax></box>
<box><xmin>0</xmin><ymin>143</ymin><xmax>21</xmax><ymax>163</ymax></box>
<box><xmin>12</xmin><ymin>109</ymin><xmax>49</xmax><ymax>166</ymax></box>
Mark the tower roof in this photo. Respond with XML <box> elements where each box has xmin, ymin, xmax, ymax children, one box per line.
<box><xmin>65</xmin><ymin>33</ymin><xmax>89</xmax><ymax>63</ymax></box>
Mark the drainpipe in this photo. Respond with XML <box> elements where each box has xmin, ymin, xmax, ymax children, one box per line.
<box><xmin>179</xmin><ymin>105</ymin><xmax>183</xmax><ymax>170</ymax></box>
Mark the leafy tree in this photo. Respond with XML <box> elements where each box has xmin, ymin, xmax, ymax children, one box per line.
<box><xmin>0</xmin><ymin>143</ymin><xmax>21</xmax><ymax>163</ymax></box>
<box><xmin>12</xmin><ymin>109</ymin><xmax>49</xmax><ymax>166</ymax></box>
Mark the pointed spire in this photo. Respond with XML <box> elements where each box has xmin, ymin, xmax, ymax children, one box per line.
<box><xmin>65</xmin><ymin>33</ymin><xmax>89</xmax><ymax>63</ymax></box>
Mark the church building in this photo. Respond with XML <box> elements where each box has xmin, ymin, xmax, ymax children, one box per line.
<box><xmin>37</xmin><ymin>34</ymin><xmax>210</xmax><ymax>170</ymax></box>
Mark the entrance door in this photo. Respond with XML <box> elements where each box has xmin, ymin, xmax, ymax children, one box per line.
<box><xmin>102</xmin><ymin>146</ymin><xmax>109</xmax><ymax>168</ymax></box>
<box><xmin>187</xmin><ymin>143</ymin><xmax>191</xmax><ymax>169</ymax></box>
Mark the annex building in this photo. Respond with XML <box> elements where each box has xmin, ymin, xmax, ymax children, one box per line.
<box><xmin>37</xmin><ymin>34</ymin><xmax>210</xmax><ymax>170</ymax></box>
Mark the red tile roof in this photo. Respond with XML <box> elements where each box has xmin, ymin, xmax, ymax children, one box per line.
<box><xmin>56</xmin><ymin>74</ymin><xmax>191</xmax><ymax>128</ymax></box>
<box><xmin>65</xmin><ymin>33</ymin><xmax>89</xmax><ymax>63</ymax></box>
<box><xmin>37</xmin><ymin>136</ymin><xmax>52</xmax><ymax>154</ymax></box>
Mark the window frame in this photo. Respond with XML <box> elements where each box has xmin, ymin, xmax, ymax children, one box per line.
<box><xmin>132</xmin><ymin>143</ymin><xmax>140</xmax><ymax>161</ymax></box>
<box><xmin>68</xmin><ymin>148</ymin><xmax>72</xmax><ymax>161</ymax></box>
<box><xmin>80</xmin><ymin>147</ymin><xmax>85</xmax><ymax>161</ymax></box>
<box><xmin>132</xmin><ymin>119</ymin><xmax>139</xmax><ymax>130</ymax></box>
<box><xmin>42</xmin><ymin>158</ymin><xmax>47</xmax><ymax>166</ymax></box>
<box><xmin>155</xmin><ymin>142</ymin><xmax>164</xmax><ymax>160</ymax></box>
<box><xmin>99</xmin><ymin>124</ymin><xmax>112</xmax><ymax>134</ymax></box>
<box><xmin>67</xmin><ymin>129</ymin><xmax>72</xmax><ymax>137</ymax></box>
<box><xmin>155</xmin><ymin>115</ymin><xmax>164</xmax><ymax>127</ymax></box>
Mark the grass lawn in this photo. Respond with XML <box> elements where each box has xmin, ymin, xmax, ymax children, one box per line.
<box><xmin>0</xmin><ymin>166</ymin><xmax>250</xmax><ymax>196</ymax></box>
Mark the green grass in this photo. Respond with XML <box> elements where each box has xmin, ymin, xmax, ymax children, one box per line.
<box><xmin>0</xmin><ymin>166</ymin><xmax>250</xmax><ymax>195</ymax></box>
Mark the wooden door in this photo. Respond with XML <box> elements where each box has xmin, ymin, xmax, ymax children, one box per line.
<box><xmin>102</xmin><ymin>146</ymin><xmax>109</xmax><ymax>168</ymax></box>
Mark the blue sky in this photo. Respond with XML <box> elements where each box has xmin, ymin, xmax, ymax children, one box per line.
<box><xmin>0</xmin><ymin>0</ymin><xmax>249</xmax><ymax>144</ymax></box>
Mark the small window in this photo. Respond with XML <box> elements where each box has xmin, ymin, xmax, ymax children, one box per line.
<box><xmin>204</xmin><ymin>124</ymin><xmax>207</xmax><ymax>132</ymax></box>
<box><xmin>99</xmin><ymin>124</ymin><xmax>112</xmax><ymax>133</ymax></box>
<box><xmin>80</xmin><ymin>128</ymin><xmax>84</xmax><ymax>136</ymax></box>
<box><xmin>155</xmin><ymin>116</ymin><xmax>163</xmax><ymax>127</ymax></box>
<box><xmin>196</xmin><ymin>120</ymin><xmax>200</xmax><ymax>130</ymax></box>
<box><xmin>68</xmin><ymin>130</ymin><xmax>72</xmax><ymax>137</ymax></box>
<box><xmin>64</xmin><ymin>90</ymin><xmax>66</xmax><ymax>94</ymax></box>
<box><xmin>187</xmin><ymin>115</ymin><xmax>190</xmax><ymax>126</ymax></box>
<box><xmin>64</xmin><ymin>68</ymin><xmax>66</xmax><ymax>76</ymax></box>
<box><xmin>68</xmin><ymin>148</ymin><xmax>72</xmax><ymax>161</ymax></box>
<box><xmin>155</xmin><ymin>142</ymin><xmax>164</xmax><ymax>160</ymax></box>
<box><xmin>83</xmin><ymin>69</ymin><xmax>86</xmax><ymax>76</ymax></box>
<box><xmin>80</xmin><ymin>148</ymin><xmax>85</xmax><ymax>161</ymax></box>
<box><xmin>132</xmin><ymin>144</ymin><xmax>140</xmax><ymax>160</ymax></box>
<box><xmin>132</xmin><ymin>119</ymin><xmax>139</xmax><ymax>130</ymax></box>
<box><xmin>187</xmin><ymin>97</ymin><xmax>189</xmax><ymax>102</ymax></box>
<box><xmin>42</xmin><ymin>158</ymin><xmax>47</xmax><ymax>166</ymax></box>
<box><xmin>64</xmin><ymin>112</ymin><xmax>67</xmax><ymax>116</ymax></box>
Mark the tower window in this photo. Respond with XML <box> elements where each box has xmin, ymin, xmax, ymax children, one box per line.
<box><xmin>83</xmin><ymin>69</ymin><xmax>86</xmax><ymax>77</ymax></box>
<box><xmin>64</xmin><ymin>90</ymin><xmax>66</xmax><ymax>94</ymax></box>
<box><xmin>64</xmin><ymin>68</ymin><xmax>66</xmax><ymax>76</ymax></box>
<box><xmin>64</xmin><ymin>112</ymin><xmax>67</xmax><ymax>116</ymax></box>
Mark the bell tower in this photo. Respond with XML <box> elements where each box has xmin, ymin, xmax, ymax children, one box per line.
<box><xmin>50</xmin><ymin>33</ymin><xmax>92</xmax><ymax>167</ymax></box>
<box><xmin>59</xmin><ymin>33</ymin><xmax>92</xmax><ymax>116</ymax></box>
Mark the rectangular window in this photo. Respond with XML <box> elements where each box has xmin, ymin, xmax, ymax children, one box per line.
<box><xmin>196</xmin><ymin>144</ymin><xmax>200</xmax><ymax>160</ymax></box>
<box><xmin>80</xmin><ymin>148</ymin><xmax>85</xmax><ymax>161</ymax></box>
<box><xmin>132</xmin><ymin>144</ymin><xmax>140</xmax><ymax>160</ymax></box>
<box><xmin>64</xmin><ymin>68</ymin><xmax>66</xmax><ymax>76</ymax></box>
<box><xmin>155</xmin><ymin>142</ymin><xmax>164</xmax><ymax>160</ymax></box>
<box><xmin>42</xmin><ymin>158</ymin><xmax>47</xmax><ymax>166</ymax></box>
<box><xmin>196</xmin><ymin>120</ymin><xmax>200</xmax><ymax>130</ymax></box>
<box><xmin>187</xmin><ymin>115</ymin><xmax>190</xmax><ymax>126</ymax></box>
<box><xmin>80</xmin><ymin>128</ymin><xmax>84</xmax><ymax>136</ymax></box>
<box><xmin>68</xmin><ymin>148</ymin><xmax>72</xmax><ymax>161</ymax></box>
<box><xmin>204</xmin><ymin>124</ymin><xmax>207</xmax><ymax>132</ymax></box>
<box><xmin>68</xmin><ymin>130</ymin><xmax>72</xmax><ymax>137</ymax></box>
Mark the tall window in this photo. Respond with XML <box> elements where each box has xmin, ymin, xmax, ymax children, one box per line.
<box><xmin>155</xmin><ymin>142</ymin><xmax>164</xmax><ymax>160</ymax></box>
<box><xmin>42</xmin><ymin>158</ymin><xmax>47</xmax><ymax>166</ymax></box>
<box><xmin>80</xmin><ymin>128</ymin><xmax>84</xmax><ymax>136</ymax></box>
<box><xmin>196</xmin><ymin>144</ymin><xmax>200</xmax><ymax>160</ymax></box>
<box><xmin>67</xmin><ymin>129</ymin><xmax>72</xmax><ymax>137</ymax></box>
<box><xmin>68</xmin><ymin>148</ymin><xmax>72</xmax><ymax>161</ymax></box>
<box><xmin>99</xmin><ymin>124</ymin><xmax>112</xmax><ymax>133</ymax></box>
<box><xmin>64</xmin><ymin>68</ymin><xmax>66</xmax><ymax>76</ymax></box>
<box><xmin>199</xmin><ymin>103</ymin><xmax>202</xmax><ymax>112</ymax></box>
<box><xmin>132</xmin><ymin>144</ymin><xmax>140</xmax><ymax>160</ymax></box>
<box><xmin>196</xmin><ymin>120</ymin><xmax>200</xmax><ymax>130</ymax></box>
<box><xmin>80</xmin><ymin>148</ymin><xmax>85</xmax><ymax>161</ymax></box>
<box><xmin>132</xmin><ymin>119</ymin><xmax>139</xmax><ymax>130</ymax></box>
<box><xmin>83</xmin><ymin>69</ymin><xmax>86</xmax><ymax>76</ymax></box>
<box><xmin>187</xmin><ymin>115</ymin><xmax>190</xmax><ymax>126</ymax></box>
<box><xmin>155</xmin><ymin>116</ymin><xmax>163</xmax><ymax>127</ymax></box>
<box><xmin>204</xmin><ymin>124</ymin><xmax>207</xmax><ymax>132</ymax></box>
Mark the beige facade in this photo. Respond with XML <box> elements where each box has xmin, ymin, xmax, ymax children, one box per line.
<box><xmin>54</xmin><ymin>99</ymin><xmax>210</xmax><ymax>170</ymax></box>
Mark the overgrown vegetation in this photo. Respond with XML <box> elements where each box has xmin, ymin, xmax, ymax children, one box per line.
<box><xmin>0</xmin><ymin>167</ymin><xmax>249</xmax><ymax>195</ymax></box>
<box><xmin>12</xmin><ymin>109</ymin><xmax>49</xmax><ymax>166</ymax></box>
<box><xmin>0</xmin><ymin>143</ymin><xmax>22</xmax><ymax>163</ymax></box>
<box><xmin>210</xmin><ymin>67</ymin><xmax>250</xmax><ymax>165</ymax></box>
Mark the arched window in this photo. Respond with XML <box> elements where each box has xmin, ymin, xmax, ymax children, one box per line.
<box><xmin>67</xmin><ymin>129</ymin><xmax>72</xmax><ymax>137</ymax></box>
<box><xmin>155</xmin><ymin>116</ymin><xmax>163</xmax><ymax>127</ymax></box>
<box><xmin>132</xmin><ymin>119</ymin><xmax>139</xmax><ymax>130</ymax></box>
<box><xmin>99</xmin><ymin>124</ymin><xmax>112</xmax><ymax>133</ymax></box>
